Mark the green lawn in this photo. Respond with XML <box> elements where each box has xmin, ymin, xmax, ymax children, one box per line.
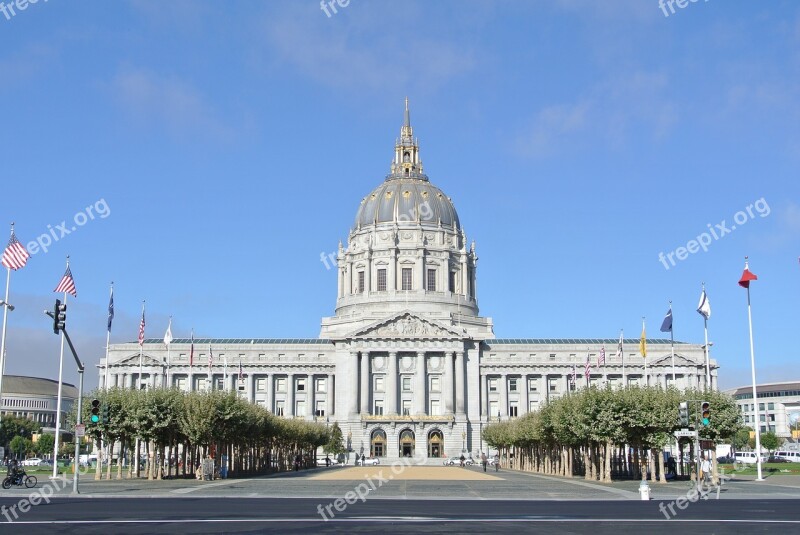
<box><xmin>719</xmin><ymin>463</ymin><xmax>800</xmax><ymax>476</ymax></box>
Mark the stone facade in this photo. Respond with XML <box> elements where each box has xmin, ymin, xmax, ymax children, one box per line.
<box><xmin>100</xmin><ymin>101</ymin><xmax>718</xmax><ymax>462</ymax></box>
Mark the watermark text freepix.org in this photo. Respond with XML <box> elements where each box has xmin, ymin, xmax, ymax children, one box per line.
<box><xmin>1</xmin><ymin>464</ymin><xmax>91</xmax><ymax>523</ymax></box>
<box><xmin>1</xmin><ymin>0</ymin><xmax>49</xmax><ymax>22</ymax></box>
<box><xmin>658</xmin><ymin>197</ymin><xmax>770</xmax><ymax>270</ymax></box>
<box><xmin>26</xmin><ymin>198</ymin><xmax>111</xmax><ymax>256</ymax></box>
<box><xmin>659</xmin><ymin>0</ymin><xmax>709</xmax><ymax>18</ymax></box>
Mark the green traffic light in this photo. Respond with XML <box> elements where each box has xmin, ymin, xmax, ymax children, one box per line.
<box><xmin>90</xmin><ymin>415</ymin><xmax>100</xmax><ymax>423</ymax></box>
<box><xmin>702</xmin><ymin>417</ymin><xmax>710</xmax><ymax>426</ymax></box>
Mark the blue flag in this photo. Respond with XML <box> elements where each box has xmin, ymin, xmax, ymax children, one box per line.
<box><xmin>660</xmin><ymin>308</ymin><xmax>672</xmax><ymax>333</ymax></box>
<box><xmin>107</xmin><ymin>288</ymin><xmax>115</xmax><ymax>332</ymax></box>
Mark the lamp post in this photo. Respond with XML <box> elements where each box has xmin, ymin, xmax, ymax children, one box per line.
<box><xmin>461</xmin><ymin>431</ymin><xmax>466</xmax><ymax>453</ymax></box>
<box><xmin>701</xmin><ymin>342</ymin><xmax>714</xmax><ymax>390</ymax></box>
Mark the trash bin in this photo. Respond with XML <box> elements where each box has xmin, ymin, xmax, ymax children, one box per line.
<box><xmin>639</xmin><ymin>480</ymin><xmax>651</xmax><ymax>500</ymax></box>
<box><xmin>220</xmin><ymin>455</ymin><xmax>228</xmax><ymax>479</ymax></box>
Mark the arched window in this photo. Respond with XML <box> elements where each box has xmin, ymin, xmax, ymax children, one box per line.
<box><xmin>428</xmin><ymin>429</ymin><xmax>444</xmax><ymax>458</ymax></box>
<box><xmin>371</xmin><ymin>429</ymin><xmax>387</xmax><ymax>458</ymax></box>
<box><xmin>399</xmin><ymin>429</ymin><xmax>415</xmax><ymax>458</ymax></box>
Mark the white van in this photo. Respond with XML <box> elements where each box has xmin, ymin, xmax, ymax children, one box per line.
<box><xmin>734</xmin><ymin>452</ymin><xmax>768</xmax><ymax>464</ymax></box>
<box><xmin>774</xmin><ymin>451</ymin><xmax>800</xmax><ymax>463</ymax></box>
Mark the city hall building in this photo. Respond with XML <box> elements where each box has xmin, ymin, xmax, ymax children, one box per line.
<box><xmin>100</xmin><ymin>103</ymin><xmax>718</xmax><ymax>462</ymax></box>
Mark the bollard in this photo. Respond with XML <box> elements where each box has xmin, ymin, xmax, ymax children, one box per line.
<box><xmin>639</xmin><ymin>479</ymin><xmax>651</xmax><ymax>500</ymax></box>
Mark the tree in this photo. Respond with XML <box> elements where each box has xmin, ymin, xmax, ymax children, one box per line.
<box><xmin>324</xmin><ymin>423</ymin><xmax>346</xmax><ymax>456</ymax></box>
<box><xmin>9</xmin><ymin>436</ymin><xmax>33</xmax><ymax>459</ymax></box>
<box><xmin>36</xmin><ymin>434</ymin><xmax>56</xmax><ymax>457</ymax></box>
<box><xmin>732</xmin><ymin>428</ymin><xmax>751</xmax><ymax>451</ymax></box>
<box><xmin>760</xmin><ymin>431</ymin><xmax>780</xmax><ymax>454</ymax></box>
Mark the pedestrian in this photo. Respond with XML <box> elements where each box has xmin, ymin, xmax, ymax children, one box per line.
<box><xmin>294</xmin><ymin>454</ymin><xmax>301</xmax><ymax>471</ymax></box>
<box><xmin>494</xmin><ymin>453</ymin><xmax>499</xmax><ymax>472</ymax></box>
<box><xmin>700</xmin><ymin>456</ymin><xmax>711</xmax><ymax>487</ymax></box>
<box><xmin>459</xmin><ymin>454</ymin><xmax>465</xmax><ymax>467</ymax></box>
<box><xmin>481</xmin><ymin>452</ymin><xmax>487</xmax><ymax>472</ymax></box>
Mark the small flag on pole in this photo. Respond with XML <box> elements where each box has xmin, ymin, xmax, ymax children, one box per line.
<box><xmin>54</xmin><ymin>264</ymin><xmax>77</xmax><ymax>297</ymax></box>
<box><xmin>164</xmin><ymin>318</ymin><xmax>173</xmax><ymax>346</ymax></box>
<box><xmin>584</xmin><ymin>354</ymin><xmax>591</xmax><ymax>382</ymax></box>
<box><xmin>615</xmin><ymin>332</ymin><xmax>623</xmax><ymax>360</ymax></box>
<box><xmin>239</xmin><ymin>359</ymin><xmax>243</xmax><ymax>379</ymax></box>
<box><xmin>697</xmin><ymin>289</ymin><xmax>711</xmax><ymax>319</ymax></box>
<box><xmin>598</xmin><ymin>346</ymin><xmax>606</xmax><ymax>367</ymax></box>
<box><xmin>739</xmin><ymin>259</ymin><xmax>758</xmax><ymax>288</ymax></box>
<box><xmin>660</xmin><ymin>308</ymin><xmax>673</xmax><ymax>333</ymax></box>
<box><xmin>639</xmin><ymin>320</ymin><xmax>647</xmax><ymax>358</ymax></box>
<box><xmin>189</xmin><ymin>330</ymin><xmax>194</xmax><ymax>368</ymax></box>
<box><xmin>570</xmin><ymin>365</ymin><xmax>577</xmax><ymax>387</ymax></box>
<box><xmin>138</xmin><ymin>305</ymin><xmax>146</xmax><ymax>346</ymax></box>
<box><xmin>1</xmin><ymin>227</ymin><xmax>29</xmax><ymax>271</ymax></box>
<box><xmin>107</xmin><ymin>286</ymin><xmax>115</xmax><ymax>332</ymax></box>
<box><xmin>208</xmin><ymin>344</ymin><xmax>213</xmax><ymax>372</ymax></box>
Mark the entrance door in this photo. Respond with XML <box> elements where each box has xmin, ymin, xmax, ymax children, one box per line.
<box><xmin>428</xmin><ymin>430</ymin><xmax>443</xmax><ymax>458</ymax></box>
<box><xmin>399</xmin><ymin>429</ymin><xmax>415</xmax><ymax>458</ymax></box>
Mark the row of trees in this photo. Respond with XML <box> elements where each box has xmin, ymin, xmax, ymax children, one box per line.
<box><xmin>482</xmin><ymin>386</ymin><xmax>742</xmax><ymax>483</ymax></box>
<box><xmin>71</xmin><ymin>387</ymin><xmax>330</xmax><ymax>480</ymax></box>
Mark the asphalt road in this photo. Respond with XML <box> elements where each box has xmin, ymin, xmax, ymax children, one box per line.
<box><xmin>0</xmin><ymin>497</ymin><xmax>797</xmax><ymax>534</ymax></box>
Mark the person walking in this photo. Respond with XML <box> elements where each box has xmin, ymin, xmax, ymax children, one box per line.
<box><xmin>459</xmin><ymin>454</ymin><xmax>465</xmax><ymax>467</ymax></box>
<box><xmin>494</xmin><ymin>453</ymin><xmax>500</xmax><ymax>472</ymax></box>
<box><xmin>481</xmin><ymin>452</ymin><xmax>487</xmax><ymax>472</ymax></box>
<box><xmin>700</xmin><ymin>456</ymin><xmax>711</xmax><ymax>488</ymax></box>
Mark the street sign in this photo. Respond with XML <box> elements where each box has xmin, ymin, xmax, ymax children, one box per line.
<box><xmin>75</xmin><ymin>424</ymin><xmax>85</xmax><ymax>437</ymax></box>
<box><xmin>674</xmin><ymin>429</ymin><xmax>697</xmax><ymax>438</ymax></box>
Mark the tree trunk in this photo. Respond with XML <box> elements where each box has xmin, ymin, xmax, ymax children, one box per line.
<box><xmin>657</xmin><ymin>448</ymin><xmax>667</xmax><ymax>484</ymax></box>
<box><xmin>95</xmin><ymin>439</ymin><xmax>103</xmax><ymax>480</ymax></box>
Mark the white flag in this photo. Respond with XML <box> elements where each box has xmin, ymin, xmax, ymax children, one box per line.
<box><xmin>164</xmin><ymin>318</ymin><xmax>173</xmax><ymax>346</ymax></box>
<box><xmin>697</xmin><ymin>290</ymin><xmax>711</xmax><ymax>320</ymax></box>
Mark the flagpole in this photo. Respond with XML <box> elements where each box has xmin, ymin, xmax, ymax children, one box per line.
<box><xmin>104</xmin><ymin>283</ymin><xmax>113</xmax><ymax>391</ymax></box>
<box><xmin>642</xmin><ymin>317</ymin><xmax>648</xmax><ymax>387</ymax></box>
<box><xmin>138</xmin><ymin>301</ymin><xmax>145</xmax><ymax>390</ymax></box>
<box><xmin>669</xmin><ymin>301</ymin><xmax>676</xmax><ymax>386</ymax></box>
<box><xmin>52</xmin><ymin>289</ymin><xmax>67</xmax><ymax>479</ymax></box>
<box><xmin>621</xmin><ymin>329</ymin><xmax>625</xmax><ymax>387</ymax></box>
<box><xmin>743</xmin><ymin>258</ymin><xmax>764</xmax><ymax>481</ymax></box>
<box><xmin>0</xmin><ymin>265</ymin><xmax>11</xmax><ymax>432</ymax></box>
<box><xmin>165</xmin><ymin>317</ymin><xmax>172</xmax><ymax>389</ymax></box>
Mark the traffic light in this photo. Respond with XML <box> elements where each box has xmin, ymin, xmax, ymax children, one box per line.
<box><xmin>90</xmin><ymin>398</ymin><xmax>101</xmax><ymax>425</ymax></box>
<box><xmin>101</xmin><ymin>403</ymin><xmax>110</xmax><ymax>425</ymax></box>
<box><xmin>678</xmin><ymin>401</ymin><xmax>689</xmax><ymax>427</ymax></box>
<box><xmin>52</xmin><ymin>299</ymin><xmax>67</xmax><ymax>335</ymax></box>
<box><xmin>701</xmin><ymin>401</ymin><xmax>710</xmax><ymax>426</ymax></box>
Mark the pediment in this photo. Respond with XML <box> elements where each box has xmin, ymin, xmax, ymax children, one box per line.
<box><xmin>649</xmin><ymin>353</ymin><xmax>698</xmax><ymax>367</ymax></box>
<box><xmin>349</xmin><ymin>312</ymin><xmax>463</xmax><ymax>340</ymax></box>
<box><xmin>114</xmin><ymin>353</ymin><xmax>163</xmax><ymax>367</ymax></box>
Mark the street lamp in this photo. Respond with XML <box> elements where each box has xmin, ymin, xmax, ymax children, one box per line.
<box><xmin>462</xmin><ymin>431</ymin><xmax>466</xmax><ymax>453</ymax></box>
<box><xmin>0</xmin><ymin>299</ymin><xmax>15</xmax><ymax>311</ymax></box>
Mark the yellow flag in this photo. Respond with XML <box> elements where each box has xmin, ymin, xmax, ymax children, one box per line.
<box><xmin>640</xmin><ymin>321</ymin><xmax>647</xmax><ymax>358</ymax></box>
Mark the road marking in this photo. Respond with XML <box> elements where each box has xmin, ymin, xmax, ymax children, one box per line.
<box><xmin>4</xmin><ymin>518</ymin><xmax>800</xmax><ymax>525</ymax></box>
<box><xmin>512</xmin><ymin>472</ymin><xmax>639</xmax><ymax>498</ymax></box>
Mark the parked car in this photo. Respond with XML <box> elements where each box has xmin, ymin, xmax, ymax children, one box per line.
<box><xmin>774</xmin><ymin>451</ymin><xmax>800</xmax><ymax>463</ymax></box>
<box><xmin>734</xmin><ymin>452</ymin><xmax>768</xmax><ymax>464</ymax></box>
<box><xmin>37</xmin><ymin>459</ymin><xmax>54</xmax><ymax>467</ymax></box>
<box><xmin>359</xmin><ymin>457</ymin><xmax>380</xmax><ymax>466</ymax></box>
<box><xmin>767</xmin><ymin>455</ymin><xmax>791</xmax><ymax>463</ymax></box>
<box><xmin>716</xmin><ymin>455</ymin><xmax>735</xmax><ymax>464</ymax></box>
<box><xmin>443</xmin><ymin>456</ymin><xmax>475</xmax><ymax>466</ymax></box>
<box><xmin>21</xmin><ymin>458</ymin><xmax>42</xmax><ymax>467</ymax></box>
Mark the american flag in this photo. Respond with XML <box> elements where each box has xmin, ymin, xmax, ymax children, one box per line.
<box><xmin>138</xmin><ymin>305</ymin><xmax>146</xmax><ymax>346</ymax></box>
<box><xmin>1</xmin><ymin>228</ymin><xmax>29</xmax><ymax>271</ymax></box>
<box><xmin>208</xmin><ymin>344</ymin><xmax>213</xmax><ymax>372</ymax></box>
<box><xmin>239</xmin><ymin>359</ymin><xmax>243</xmax><ymax>379</ymax></box>
<box><xmin>585</xmin><ymin>354</ymin><xmax>591</xmax><ymax>382</ymax></box>
<box><xmin>54</xmin><ymin>265</ymin><xmax>77</xmax><ymax>297</ymax></box>
<box><xmin>598</xmin><ymin>345</ymin><xmax>606</xmax><ymax>367</ymax></box>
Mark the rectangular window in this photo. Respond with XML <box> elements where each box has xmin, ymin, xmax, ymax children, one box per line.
<box><xmin>509</xmin><ymin>404</ymin><xmax>518</xmax><ymax>418</ymax></box>
<box><xmin>296</xmin><ymin>400</ymin><xmax>305</xmax><ymax>416</ymax></box>
<box><xmin>430</xmin><ymin>376</ymin><xmax>440</xmax><ymax>392</ymax></box>
<box><xmin>377</xmin><ymin>269</ymin><xmax>387</xmax><ymax>291</ymax></box>
<box><xmin>275</xmin><ymin>400</ymin><xmax>285</xmax><ymax>416</ymax></box>
<box><xmin>297</xmin><ymin>378</ymin><xmax>306</xmax><ymax>392</ymax></box>
<box><xmin>549</xmin><ymin>354</ymin><xmax>556</xmax><ymax>361</ymax></box>
<box><xmin>509</xmin><ymin>378</ymin><xmax>518</xmax><ymax>392</ymax></box>
<box><xmin>375</xmin><ymin>376</ymin><xmax>385</xmax><ymax>392</ymax></box>
<box><xmin>528</xmin><ymin>378</ymin><xmax>538</xmax><ymax>392</ymax></box>
<box><xmin>316</xmin><ymin>378</ymin><xmax>327</xmax><ymax>393</ymax></box>
<box><xmin>402</xmin><ymin>376</ymin><xmax>412</xmax><ymax>392</ymax></box>
<box><xmin>256</xmin><ymin>378</ymin><xmax>267</xmax><ymax>391</ymax></box>
<box><xmin>548</xmin><ymin>379</ymin><xmax>557</xmax><ymax>392</ymax></box>
<box><xmin>449</xmin><ymin>271</ymin><xmax>456</xmax><ymax>292</ymax></box>
<box><xmin>430</xmin><ymin>400</ymin><xmax>441</xmax><ymax>416</ymax></box>
<box><xmin>768</xmin><ymin>403</ymin><xmax>775</xmax><ymax>410</ymax></box>
<box><xmin>402</xmin><ymin>268</ymin><xmax>412</xmax><ymax>290</ymax></box>
<box><xmin>215</xmin><ymin>378</ymin><xmax>224</xmax><ymax>390</ymax></box>
<box><xmin>489</xmin><ymin>401</ymin><xmax>498</xmax><ymax>418</ymax></box>
<box><xmin>529</xmin><ymin>400</ymin><xmax>538</xmax><ymax>413</ymax></box>
<box><xmin>426</xmin><ymin>269</ymin><xmax>436</xmax><ymax>291</ymax></box>
<box><xmin>315</xmin><ymin>401</ymin><xmax>326</xmax><ymax>417</ymax></box>
<box><xmin>488</xmin><ymin>378</ymin><xmax>498</xmax><ymax>392</ymax></box>
<box><xmin>276</xmin><ymin>378</ymin><xmax>287</xmax><ymax>393</ymax></box>
<box><xmin>358</xmin><ymin>271</ymin><xmax>365</xmax><ymax>293</ymax></box>
<box><xmin>175</xmin><ymin>377</ymin><xmax>186</xmax><ymax>390</ymax></box>
<box><xmin>374</xmin><ymin>400</ymin><xmax>384</xmax><ymax>416</ymax></box>
<box><xmin>402</xmin><ymin>400</ymin><xmax>411</xmax><ymax>416</ymax></box>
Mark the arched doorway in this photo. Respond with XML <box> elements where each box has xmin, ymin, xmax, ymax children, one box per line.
<box><xmin>399</xmin><ymin>429</ymin><xmax>415</xmax><ymax>458</ymax></box>
<box><xmin>428</xmin><ymin>429</ymin><xmax>443</xmax><ymax>458</ymax></box>
<box><xmin>371</xmin><ymin>429</ymin><xmax>386</xmax><ymax>458</ymax></box>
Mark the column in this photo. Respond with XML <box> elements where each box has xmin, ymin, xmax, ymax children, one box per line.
<box><xmin>248</xmin><ymin>373</ymin><xmax>255</xmax><ymax>403</ymax></box>
<box><xmin>365</xmin><ymin>253</ymin><xmax>372</xmax><ymax>294</ymax></box>
<box><xmin>307</xmin><ymin>374</ymin><xmax>315</xmax><ymax>419</ymax></box>
<box><xmin>348</xmin><ymin>352</ymin><xmax>360</xmax><ymax>416</ymax></box>
<box><xmin>337</xmin><ymin>263</ymin><xmax>344</xmax><ymax>299</ymax></box>
<box><xmin>499</xmin><ymin>373</ymin><xmax>508</xmax><ymax>418</ymax></box>
<box><xmin>360</xmin><ymin>352</ymin><xmax>370</xmax><ymax>414</ymax></box>
<box><xmin>415</xmin><ymin>351</ymin><xmax>426</xmax><ymax>414</ymax></box>
<box><xmin>287</xmin><ymin>373</ymin><xmax>295</xmax><ymax>417</ymax></box>
<box><xmin>267</xmin><ymin>373</ymin><xmax>275</xmax><ymax>413</ymax></box>
<box><xmin>188</xmin><ymin>373</ymin><xmax>194</xmax><ymax>393</ymax></box>
<box><xmin>418</xmin><ymin>251</ymin><xmax>426</xmax><ymax>292</ymax></box>
<box><xmin>521</xmin><ymin>374</ymin><xmax>529</xmax><ymax>415</ymax></box>
<box><xmin>480</xmin><ymin>373</ymin><xmax>488</xmax><ymax>417</ymax></box>
<box><xmin>124</xmin><ymin>373</ymin><xmax>131</xmax><ymax>389</ymax></box>
<box><xmin>455</xmin><ymin>351</ymin><xmax>465</xmax><ymax>415</ymax></box>
<box><xmin>386</xmin><ymin>352</ymin><xmax>398</xmax><ymax>415</ymax></box>
<box><xmin>444</xmin><ymin>352</ymin><xmax>454</xmax><ymax>414</ymax></box>
<box><xmin>327</xmin><ymin>374</ymin><xmax>335</xmax><ymax>417</ymax></box>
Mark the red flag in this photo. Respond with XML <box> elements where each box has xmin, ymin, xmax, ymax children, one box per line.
<box><xmin>738</xmin><ymin>259</ymin><xmax>758</xmax><ymax>288</ymax></box>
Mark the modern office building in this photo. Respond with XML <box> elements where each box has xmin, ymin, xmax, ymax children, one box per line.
<box><xmin>100</xmin><ymin>102</ymin><xmax>718</xmax><ymax>462</ymax></box>
<box><xmin>726</xmin><ymin>381</ymin><xmax>800</xmax><ymax>439</ymax></box>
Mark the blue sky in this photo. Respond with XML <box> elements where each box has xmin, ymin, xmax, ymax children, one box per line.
<box><xmin>0</xmin><ymin>0</ymin><xmax>798</xmax><ymax>391</ymax></box>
